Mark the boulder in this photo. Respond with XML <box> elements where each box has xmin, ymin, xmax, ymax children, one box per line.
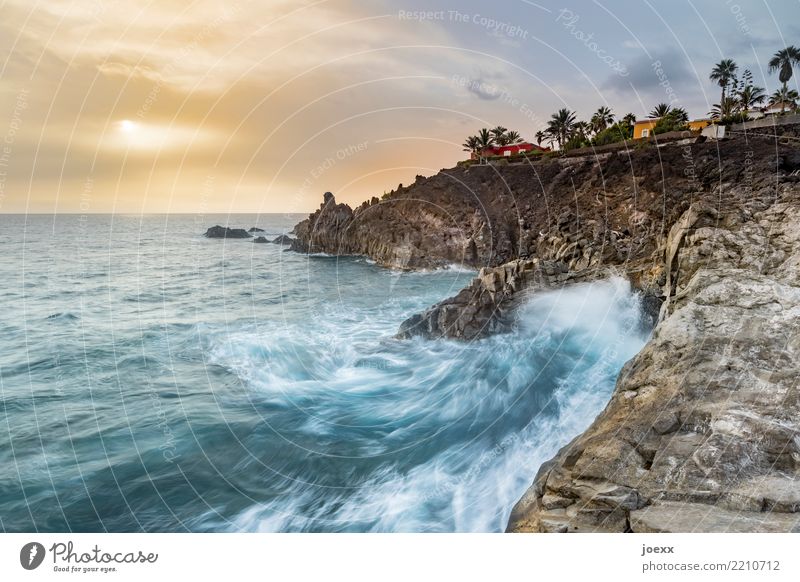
<box><xmin>204</xmin><ymin>225</ymin><xmax>252</xmax><ymax>239</ymax></box>
<box><xmin>253</xmin><ymin>236</ymin><xmax>269</xmax><ymax>243</ymax></box>
<box><xmin>272</xmin><ymin>235</ymin><xmax>295</xmax><ymax>245</ymax></box>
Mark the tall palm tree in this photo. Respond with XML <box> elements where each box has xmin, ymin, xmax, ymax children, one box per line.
<box><xmin>622</xmin><ymin>112</ymin><xmax>636</xmax><ymax>126</ymax></box>
<box><xmin>649</xmin><ymin>102</ymin><xmax>672</xmax><ymax>118</ymax></box>
<box><xmin>708</xmin><ymin>97</ymin><xmax>739</xmax><ymax>120</ymax></box>
<box><xmin>768</xmin><ymin>46</ymin><xmax>800</xmax><ymax>113</ymax></box>
<box><xmin>709</xmin><ymin>59</ymin><xmax>739</xmax><ymax>106</ymax></box>
<box><xmin>462</xmin><ymin>135</ymin><xmax>481</xmax><ymax>155</ymax></box>
<box><xmin>737</xmin><ymin>84</ymin><xmax>766</xmax><ymax>112</ymax></box>
<box><xmin>534</xmin><ymin>130</ymin><xmax>545</xmax><ymax>146</ymax></box>
<box><xmin>476</xmin><ymin>128</ymin><xmax>494</xmax><ymax>151</ymax></box>
<box><xmin>770</xmin><ymin>87</ymin><xmax>800</xmax><ymax>110</ymax></box>
<box><xmin>547</xmin><ymin>108</ymin><xmax>576</xmax><ymax>149</ymax></box>
<box><xmin>490</xmin><ymin>126</ymin><xmax>509</xmax><ymax>145</ymax></box>
<box><xmin>504</xmin><ymin>130</ymin><xmax>524</xmax><ymax>144</ymax></box>
<box><xmin>589</xmin><ymin>106</ymin><xmax>614</xmax><ymax>134</ymax></box>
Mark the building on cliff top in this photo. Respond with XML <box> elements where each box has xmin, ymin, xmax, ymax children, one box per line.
<box><xmin>633</xmin><ymin>118</ymin><xmax>712</xmax><ymax>139</ymax></box>
<box><xmin>471</xmin><ymin>142</ymin><xmax>549</xmax><ymax>160</ymax></box>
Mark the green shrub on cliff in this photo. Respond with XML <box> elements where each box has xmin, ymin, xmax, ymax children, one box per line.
<box><xmin>564</xmin><ymin>134</ymin><xmax>590</xmax><ymax>151</ymax></box>
<box><xmin>591</xmin><ymin>122</ymin><xmax>632</xmax><ymax>146</ymax></box>
<box><xmin>653</xmin><ymin>108</ymin><xmax>690</xmax><ymax>134</ymax></box>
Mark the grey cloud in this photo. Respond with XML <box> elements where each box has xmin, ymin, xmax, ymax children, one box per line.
<box><xmin>466</xmin><ymin>77</ymin><xmax>503</xmax><ymax>100</ymax></box>
<box><xmin>459</xmin><ymin>68</ymin><xmax>507</xmax><ymax>101</ymax></box>
<box><xmin>603</xmin><ymin>49</ymin><xmax>694</xmax><ymax>95</ymax></box>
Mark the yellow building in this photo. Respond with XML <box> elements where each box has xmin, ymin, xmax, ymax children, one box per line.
<box><xmin>633</xmin><ymin>119</ymin><xmax>658</xmax><ymax>139</ymax></box>
<box><xmin>687</xmin><ymin>119</ymin><xmax>712</xmax><ymax>132</ymax></box>
<box><xmin>634</xmin><ymin>117</ymin><xmax>712</xmax><ymax>139</ymax></box>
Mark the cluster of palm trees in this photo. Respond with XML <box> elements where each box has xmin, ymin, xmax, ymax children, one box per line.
<box><xmin>462</xmin><ymin>126</ymin><xmax>525</xmax><ymax>156</ymax></box>
<box><xmin>708</xmin><ymin>46</ymin><xmax>800</xmax><ymax>119</ymax></box>
<box><xmin>532</xmin><ymin>107</ymin><xmax>637</xmax><ymax>150</ymax></box>
<box><xmin>464</xmin><ymin>46</ymin><xmax>800</xmax><ymax>156</ymax></box>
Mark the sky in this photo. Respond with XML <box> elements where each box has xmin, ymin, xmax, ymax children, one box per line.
<box><xmin>0</xmin><ymin>0</ymin><xmax>798</xmax><ymax>214</ymax></box>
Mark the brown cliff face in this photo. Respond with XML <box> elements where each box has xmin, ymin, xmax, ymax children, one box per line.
<box><xmin>293</xmin><ymin>137</ymin><xmax>799</xmax><ymax>276</ymax></box>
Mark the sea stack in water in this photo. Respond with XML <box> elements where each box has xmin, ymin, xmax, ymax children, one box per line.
<box><xmin>204</xmin><ymin>225</ymin><xmax>252</xmax><ymax>238</ymax></box>
<box><xmin>253</xmin><ymin>236</ymin><xmax>269</xmax><ymax>243</ymax></box>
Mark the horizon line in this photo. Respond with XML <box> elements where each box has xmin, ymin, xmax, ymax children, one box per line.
<box><xmin>0</xmin><ymin>211</ymin><xmax>312</xmax><ymax>215</ymax></box>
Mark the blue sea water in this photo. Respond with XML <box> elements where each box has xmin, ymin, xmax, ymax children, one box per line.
<box><xmin>0</xmin><ymin>213</ymin><xmax>649</xmax><ymax>532</ymax></box>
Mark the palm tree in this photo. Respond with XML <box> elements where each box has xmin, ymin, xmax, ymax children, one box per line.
<box><xmin>544</xmin><ymin>128</ymin><xmax>558</xmax><ymax>149</ymax></box>
<box><xmin>649</xmin><ymin>102</ymin><xmax>672</xmax><ymax>118</ymax></box>
<box><xmin>622</xmin><ymin>113</ymin><xmax>636</xmax><ymax>126</ymax></box>
<box><xmin>709</xmin><ymin>59</ymin><xmax>738</xmax><ymax>107</ymax></box>
<box><xmin>534</xmin><ymin>130</ymin><xmax>545</xmax><ymax>146</ymax></box>
<box><xmin>737</xmin><ymin>84</ymin><xmax>766</xmax><ymax>112</ymax></box>
<box><xmin>669</xmin><ymin>107</ymin><xmax>689</xmax><ymax>123</ymax></box>
<box><xmin>490</xmin><ymin>126</ymin><xmax>509</xmax><ymax>146</ymax></box>
<box><xmin>770</xmin><ymin>87</ymin><xmax>800</xmax><ymax>110</ymax></box>
<box><xmin>768</xmin><ymin>46</ymin><xmax>800</xmax><ymax>113</ymax></box>
<box><xmin>573</xmin><ymin>121</ymin><xmax>591</xmax><ymax>142</ymax></box>
<box><xmin>590</xmin><ymin>106</ymin><xmax>614</xmax><ymax>133</ymax></box>
<box><xmin>505</xmin><ymin>130</ymin><xmax>524</xmax><ymax>144</ymax></box>
<box><xmin>547</xmin><ymin>108</ymin><xmax>576</xmax><ymax>149</ymax></box>
<box><xmin>708</xmin><ymin>97</ymin><xmax>739</xmax><ymax>120</ymax></box>
<box><xmin>476</xmin><ymin>128</ymin><xmax>494</xmax><ymax>151</ymax></box>
<box><xmin>462</xmin><ymin>135</ymin><xmax>481</xmax><ymax>155</ymax></box>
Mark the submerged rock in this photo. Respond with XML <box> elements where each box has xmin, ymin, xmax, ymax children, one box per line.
<box><xmin>204</xmin><ymin>225</ymin><xmax>252</xmax><ymax>239</ymax></box>
<box><xmin>272</xmin><ymin>234</ymin><xmax>294</xmax><ymax>245</ymax></box>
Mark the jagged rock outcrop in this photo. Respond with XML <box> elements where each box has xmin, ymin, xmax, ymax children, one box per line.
<box><xmin>397</xmin><ymin>259</ymin><xmax>612</xmax><ymax>340</ymax></box>
<box><xmin>506</xmin><ymin>201</ymin><xmax>800</xmax><ymax>532</ymax></box>
<box><xmin>204</xmin><ymin>225</ymin><xmax>252</xmax><ymax>239</ymax></box>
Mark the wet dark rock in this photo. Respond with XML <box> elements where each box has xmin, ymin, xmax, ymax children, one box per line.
<box><xmin>272</xmin><ymin>235</ymin><xmax>294</xmax><ymax>245</ymax></box>
<box><xmin>204</xmin><ymin>225</ymin><xmax>252</xmax><ymax>239</ymax></box>
<box><xmin>253</xmin><ymin>236</ymin><xmax>269</xmax><ymax>243</ymax></box>
<box><xmin>248</xmin><ymin>227</ymin><xmax>265</xmax><ymax>232</ymax></box>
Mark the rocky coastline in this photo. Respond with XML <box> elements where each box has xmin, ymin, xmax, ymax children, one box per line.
<box><xmin>291</xmin><ymin>134</ymin><xmax>800</xmax><ymax>532</ymax></box>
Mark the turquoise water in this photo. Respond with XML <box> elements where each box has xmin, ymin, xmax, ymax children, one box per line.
<box><xmin>0</xmin><ymin>214</ymin><xmax>648</xmax><ymax>532</ymax></box>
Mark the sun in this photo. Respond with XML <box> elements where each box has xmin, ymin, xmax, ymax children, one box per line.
<box><xmin>118</xmin><ymin>119</ymin><xmax>138</xmax><ymax>133</ymax></box>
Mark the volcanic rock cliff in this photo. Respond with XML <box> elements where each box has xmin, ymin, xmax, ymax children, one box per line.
<box><xmin>507</xmin><ymin>200</ymin><xmax>800</xmax><ymax>532</ymax></box>
<box><xmin>292</xmin><ymin>134</ymin><xmax>800</xmax><ymax>532</ymax></box>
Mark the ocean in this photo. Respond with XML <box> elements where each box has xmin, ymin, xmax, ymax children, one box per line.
<box><xmin>0</xmin><ymin>213</ymin><xmax>649</xmax><ymax>532</ymax></box>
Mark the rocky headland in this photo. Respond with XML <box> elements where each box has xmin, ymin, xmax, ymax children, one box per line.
<box><xmin>292</xmin><ymin>134</ymin><xmax>800</xmax><ymax>532</ymax></box>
